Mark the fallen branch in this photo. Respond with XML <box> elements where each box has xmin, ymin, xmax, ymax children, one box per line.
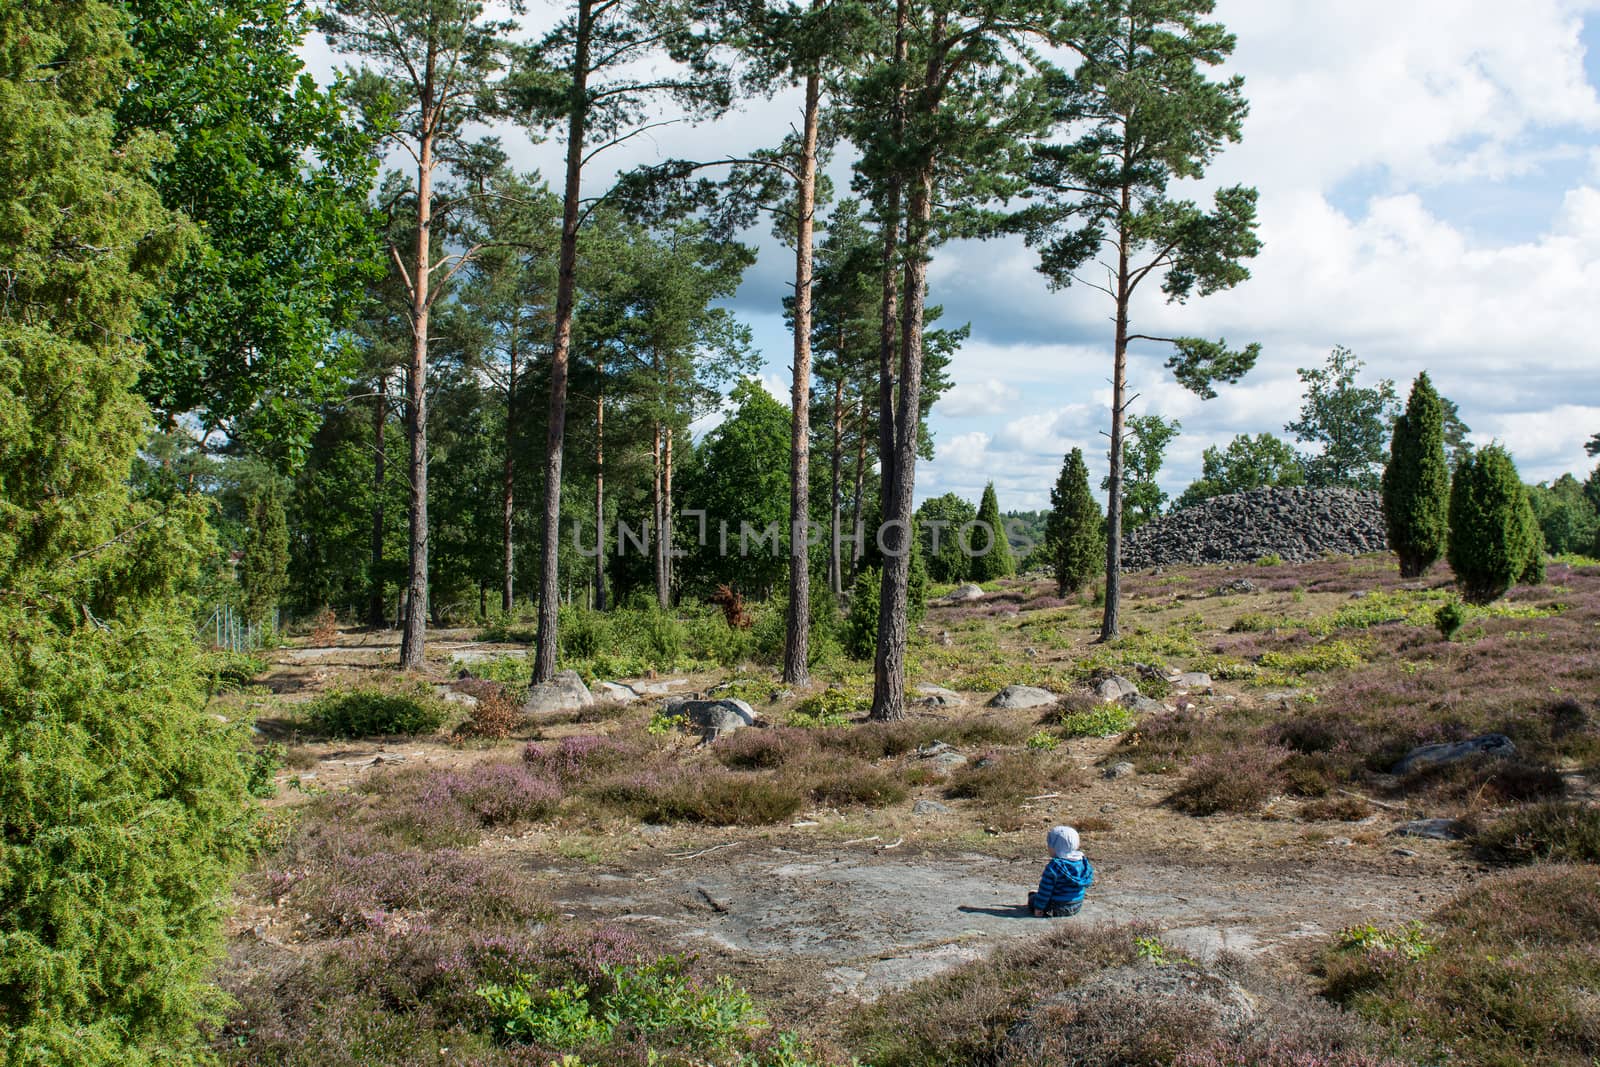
<box><xmin>842</xmin><ymin>835</ymin><xmax>881</xmax><ymax>846</ymax></box>
<box><xmin>1024</xmin><ymin>792</ymin><xmax>1062</xmax><ymax>801</ymax></box>
<box><xmin>1336</xmin><ymin>788</ymin><xmax>1405</xmax><ymax>812</ymax></box>
<box><xmin>669</xmin><ymin>841</ymin><xmax>743</xmax><ymax>860</ymax></box>
<box><xmin>696</xmin><ymin>887</ymin><xmax>730</xmax><ymax>913</ymax></box>
<box><xmin>876</xmin><ymin>837</ymin><xmax>905</xmax><ymax>851</ymax></box>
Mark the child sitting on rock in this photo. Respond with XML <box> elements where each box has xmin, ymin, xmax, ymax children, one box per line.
<box><xmin>1029</xmin><ymin>825</ymin><xmax>1094</xmax><ymax>917</ymax></box>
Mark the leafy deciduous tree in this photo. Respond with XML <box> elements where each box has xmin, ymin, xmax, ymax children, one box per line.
<box><xmin>1105</xmin><ymin>413</ymin><xmax>1179</xmax><ymax>531</ymax></box>
<box><xmin>1285</xmin><ymin>345</ymin><xmax>1399</xmax><ymax>491</ymax></box>
<box><xmin>1173</xmin><ymin>432</ymin><xmax>1303</xmax><ymax>509</ymax></box>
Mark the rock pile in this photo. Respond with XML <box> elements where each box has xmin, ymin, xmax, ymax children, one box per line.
<box><xmin>1122</xmin><ymin>486</ymin><xmax>1386</xmax><ymax>569</ymax></box>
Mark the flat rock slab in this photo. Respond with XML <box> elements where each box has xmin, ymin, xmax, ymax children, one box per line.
<box><xmin>1392</xmin><ymin>733</ymin><xmax>1515</xmax><ymax>775</ymax></box>
<box><xmin>522</xmin><ymin>670</ymin><xmax>594</xmax><ymax>713</ymax></box>
<box><xmin>546</xmin><ymin>847</ymin><xmax>1444</xmax><ymax>1000</ymax></box>
<box><xmin>989</xmin><ymin>685</ymin><xmax>1056</xmax><ymax>709</ymax></box>
<box><xmin>1172</xmin><ymin>672</ymin><xmax>1213</xmax><ymax>690</ymax></box>
<box><xmin>913</xmin><ymin>800</ymin><xmax>953</xmax><ymax>815</ymax></box>
<box><xmin>631</xmin><ymin>679</ymin><xmax>689</xmax><ymax>696</ymax></box>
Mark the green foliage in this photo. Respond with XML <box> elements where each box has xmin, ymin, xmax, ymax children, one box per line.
<box><xmin>239</xmin><ymin>479</ymin><xmax>290</xmax><ymax>625</ymax></box>
<box><xmin>306</xmin><ymin>680</ymin><xmax>451</xmax><ymax>738</ymax></box>
<box><xmin>478</xmin><ymin>957</ymin><xmax>766</xmax><ymax>1057</ymax></box>
<box><xmin>1105</xmin><ymin>415</ymin><xmax>1180</xmax><ymax>531</ymax></box>
<box><xmin>123</xmin><ymin>0</ymin><xmax>379</xmax><ymax>458</ymax></box>
<box><xmin>677</xmin><ymin>380</ymin><xmax>791</xmax><ymax>598</ymax></box>
<box><xmin>1448</xmin><ymin>444</ymin><xmax>1545</xmax><ymax>604</ymax></box>
<box><xmin>789</xmin><ymin>687</ymin><xmax>865</xmax><ymax>727</ymax></box>
<box><xmin>1382</xmin><ymin>372</ymin><xmax>1450</xmax><ymax>577</ymax></box>
<box><xmin>1024</xmin><ymin>0</ymin><xmax>1262</xmax><ymax>400</ymax></box>
<box><xmin>0</xmin><ymin>4</ymin><xmax>255</xmax><ymax>1060</ymax></box>
<box><xmin>1257</xmin><ymin>640</ymin><xmax>1366</xmax><ymax>674</ymax></box>
<box><xmin>915</xmin><ymin>492</ymin><xmax>977</xmax><ymax>584</ymax></box>
<box><xmin>1526</xmin><ymin>473</ymin><xmax>1600</xmax><ymax>556</ymax></box>
<box><xmin>1174</xmin><ymin>432</ymin><xmax>1304</xmax><ymax>508</ymax></box>
<box><xmin>1058</xmin><ymin>705</ymin><xmax>1136</xmax><ymax>738</ymax></box>
<box><xmin>1025</xmin><ymin>729</ymin><xmax>1061</xmax><ymax>751</ymax></box>
<box><xmin>1333</xmin><ymin>921</ymin><xmax>1436</xmax><ymax>961</ymax></box>
<box><xmin>969</xmin><ymin>483</ymin><xmax>1014</xmax><ymax>580</ymax></box>
<box><xmin>1045</xmin><ymin>448</ymin><xmax>1105</xmax><ymax>596</ymax></box>
<box><xmin>1285</xmin><ymin>346</ymin><xmax>1399</xmax><ymax>489</ymax></box>
<box><xmin>1434</xmin><ymin>601</ymin><xmax>1468</xmax><ymax>640</ymax></box>
<box><xmin>843</xmin><ymin>554</ymin><xmax>926</xmax><ymax>661</ymax></box>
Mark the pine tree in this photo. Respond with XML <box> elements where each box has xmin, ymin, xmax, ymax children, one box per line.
<box><xmin>970</xmin><ymin>482</ymin><xmax>1014</xmax><ymax>580</ymax></box>
<box><xmin>1022</xmin><ymin>0</ymin><xmax>1261</xmax><ymax>641</ymax></box>
<box><xmin>1</xmin><ymin>2</ymin><xmax>252</xmax><ymax>1059</ymax></box>
<box><xmin>1046</xmin><ymin>448</ymin><xmax>1105</xmax><ymax>596</ymax></box>
<box><xmin>1448</xmin><ymin>445</ymin><xmax>1544</xmax><ymax>604</ymax></box>
<box><xmin>1382</xmin><ymin>372</ymin><xmax>1450</xmax><ymax>578</ymax></box>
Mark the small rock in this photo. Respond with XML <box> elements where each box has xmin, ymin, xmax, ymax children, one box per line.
<box><xmin>441</xmin><ymin>688</ymin><xmax>479</xmax><ymax>708</ymax></box>
<box><xmin>1215</xmin><ymin>578</ymin><xmax>1257</xmax><ymax>595</ymax></box>
<box><xmin>1093</xmin><ymin>675</ymin><xmax>1139</xmax><ymax>702</ymax></box>
<box><xmin>1172</xmin><ymin>672</ymin><xmax>1212</xmax><ymax>691</ymax></box>
<box><xmin>913</xmin><ymin>800</ymin><xmax>953</xmax><ymax>815</ymax></box>
<box><xmin>1103</xmin><ymin>761</ymin><xmax>1136</xmax><ymax>780</ymax></box>
<box><xmin>1392</xmin><ymin>847</ymin><xmax>1419</xmax><ymax>857</ymax></box>
<box><xmin>938</xmin><ymin>583</ymin><xmax>985</xmax><ymax>603</ymax></box>
<box><xmin>522</xmin><ymin>670</ymin><xmax>595</xmax><ymax>713</ymax></box>
<box><xmin>681</xmin><ymin>698</ymin><xmax>758</xmax><ymax>736</ymax></box>
<box><xmin>1118</xmin><ymin>692</ymin><xmax>1165</xmax><ymax>715</ymax></box>
<box><xmin>938</xmin><ymin>630</ymin><xmax>953</xmax><ymax>646</ymax></box>
<box><xmin>1393</xmin><ymin>734</ymin><xmax>1516</xmax><ymax>776</ymax></box>
<box><xmin>917</xmin><ymin>740</ymin><xmax>955</xmax><ymax>757</ymax></box>
<box><xmin>632</xmin><ymin>678</ymin><xmax>688</xmax><ymax>696</ymax></box>
<box><xmin>915</xmin><ymin>685</ymin><xmax>965</xmax><ymax>708</ymax></box>
<box><xmin>1391</xmin><ymin>818</ymin><xmax>1468</xmax><ymax>841</ymax></box>
<box><xmin>1024</xmin><ymin>647</ymin><xmax>1039</xmax><ymax>658</ymax></box>
<box><xmin>1329</xmin><ymin>837</ymin><xmax>1353</xmax><ymax>847</ymax></box>
<box><xmin>594</xmin><ymin>681</ymin><xmax>640</xmax><ymax>704</ymax></box>
<box><xmin>1099</xmin><ymin>803</ymin><xmax>1118</xmax><ymax>813</ymax></box>
<box><xmin>988</xmin><ymin>684</ymin><xmax>1056</xmax><ymax>709</ymax></box>
<box><xmin>930</xmin><ymin>751</ymin><xmax>969</xmax><ymax>770</ymax></box>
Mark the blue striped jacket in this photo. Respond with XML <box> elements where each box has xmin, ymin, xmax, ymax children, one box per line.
<box><xmin>1035</xmin><ymin>856</ymin><xmax>1094</xmax><ymax>909</ymax></box>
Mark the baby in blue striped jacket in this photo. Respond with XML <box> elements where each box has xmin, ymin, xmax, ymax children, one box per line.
<box><xmin>1028</xmin><ymin>825</ymin><xmax>1094</xmax><ymax>917</ymax></box>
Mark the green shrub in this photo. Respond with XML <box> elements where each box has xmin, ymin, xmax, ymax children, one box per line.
<box><xmin>1258</xmin><ymin>640</ymin><xmax>1366</xmax><ymax>674</ymax></box>
<box><xmin>788</xmin><ymin>686</ymin><xmax>865</xmax><ymax>727</ymax></box>
<box><xmin>1058</xmin><ymin>704</ymin><xmax>1136</xmax><ymax>738</ymax></box>
<box><xmin>843</xmin><ymin>550</ymin><xmax>927</xmax><ymax>661</ymax></box>
<box><xmin>1382</xmin><ymin>372</ymin><xmax>1450</xmax><ymax>578</ymax></box>
<box><xmin>1448</xmin><ymin>444</ymin><xmax>1545</xmax><ymax>603</ymax></box>
<box><xmin>478</xmin><ymin>956</ymin><xmax>764</xmax><ymax>1054</ymax></box>
<box><xmin>1045</xmin><ymin>447</ymin><xmax>1105</xmax><ymax>596</ymax></box>
<box><xmin>1434</xmin><ymin>600</ymin><xmax>1467</xmax><ymax>640</ymax></box>
<box><xmin>306</xmin><ymin>680</ymin><xmax>451</xmax><ymax>738</ymax></box>
<box><xmin>1474</xmin><ymin>801</ymin><xmax>1600</xmax><ymax>864</ymax></box>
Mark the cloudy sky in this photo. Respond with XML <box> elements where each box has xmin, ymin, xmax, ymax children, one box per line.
<box><xmin>309</xmin><ymin>0</ymin><xmax>1600</xmax><ymax>510</ymax></box>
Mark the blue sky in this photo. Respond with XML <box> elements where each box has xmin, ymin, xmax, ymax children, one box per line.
<box><xmin>307</xmin><ymin>0</ymin><xmax>1600</xmax><ymax>511</ymax></box>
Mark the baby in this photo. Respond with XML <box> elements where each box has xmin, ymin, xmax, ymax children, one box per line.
<box><xmin>1028</xmin><ymin>825</ymin><xmax>1094</xmax><ymax>917</ymax></box>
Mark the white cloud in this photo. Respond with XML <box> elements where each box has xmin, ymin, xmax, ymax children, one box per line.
<box><xmin>937</xmin><ymin>378</ymin><xmax>1021</xmax><ymax>417</ymax></box>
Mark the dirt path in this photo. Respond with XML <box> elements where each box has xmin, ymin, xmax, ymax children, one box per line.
<box><xmin>531</xmin><ymin>834</ymin><xmax>1468</xmax><ymax>1000</ymax></box>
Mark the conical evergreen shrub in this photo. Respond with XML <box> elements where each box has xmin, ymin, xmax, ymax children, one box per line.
<box><xmin>1447</xmin><ymin>445</ymin><xmax>1544</xmax><ymax>604</ymax></box>
<box><xmin>969</xmin><ymin>482</ymin><xmax>1014</xmax><ymax>581</ymax></box>
<box><xmin>1382</xmin><ymin>372</ymin><xmax>1450</xmax><ymax>577</ymax></box>
<box><xmin>1046</xmin><ymin>449</ymin><xmax>1105</xmax><ymax>595</ymax></box>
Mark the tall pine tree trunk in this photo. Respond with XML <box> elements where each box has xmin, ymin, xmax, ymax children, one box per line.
<box><xmin>1099</xmin><ymin>206</ymin><xmax>1132</xmax><ymax>642</ymax></box>
<box><xmin>663</xmin><ymin>425</ymin><xmax>675</xmax><ymax>599</ymax></box>
<box><xmin>532</xmin><ymin>0</ymin><xmax>591</xmax><ymax>684</ymax></box>
<box><xmin>652</xmin><ymin>422</ymin><xmax>667</xmax><ymax>608</ymax></box>
<box><xmin>783</xmin><ymin>66</ymin><xmax>822</xmax><ymax>686</ymax></box>
<box><xmin>368</xmin><ymin>372</ymin><xmax>387</xmax><ymax>629</ymax></box>
<box><xmin>594</xmin><ymin>371</ymin><xmax>607</xmax><ymax>611</ymax></box>
<box><xmin>850</xmin><ymin>392</ymin><xmax>868</xmax><ymax>576</ymax></box>
<box><xmin>502</xmin><ymin>336</ymin><xmax>517</xmax><ymax>615</ymax></box>
<box><xmin>828</xmin><ymin>373</ymin><xmax>845</xmax><ymax>597</ymax></box>
<box><xmin>871</xmin><ymin>170</ymin><xmax>931</xmax><ymax>722</ymax></box>
<box><xmin>399</xmin><ymin>123</ymin><xmax>434</xmax><ymax>671</ymax></box>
